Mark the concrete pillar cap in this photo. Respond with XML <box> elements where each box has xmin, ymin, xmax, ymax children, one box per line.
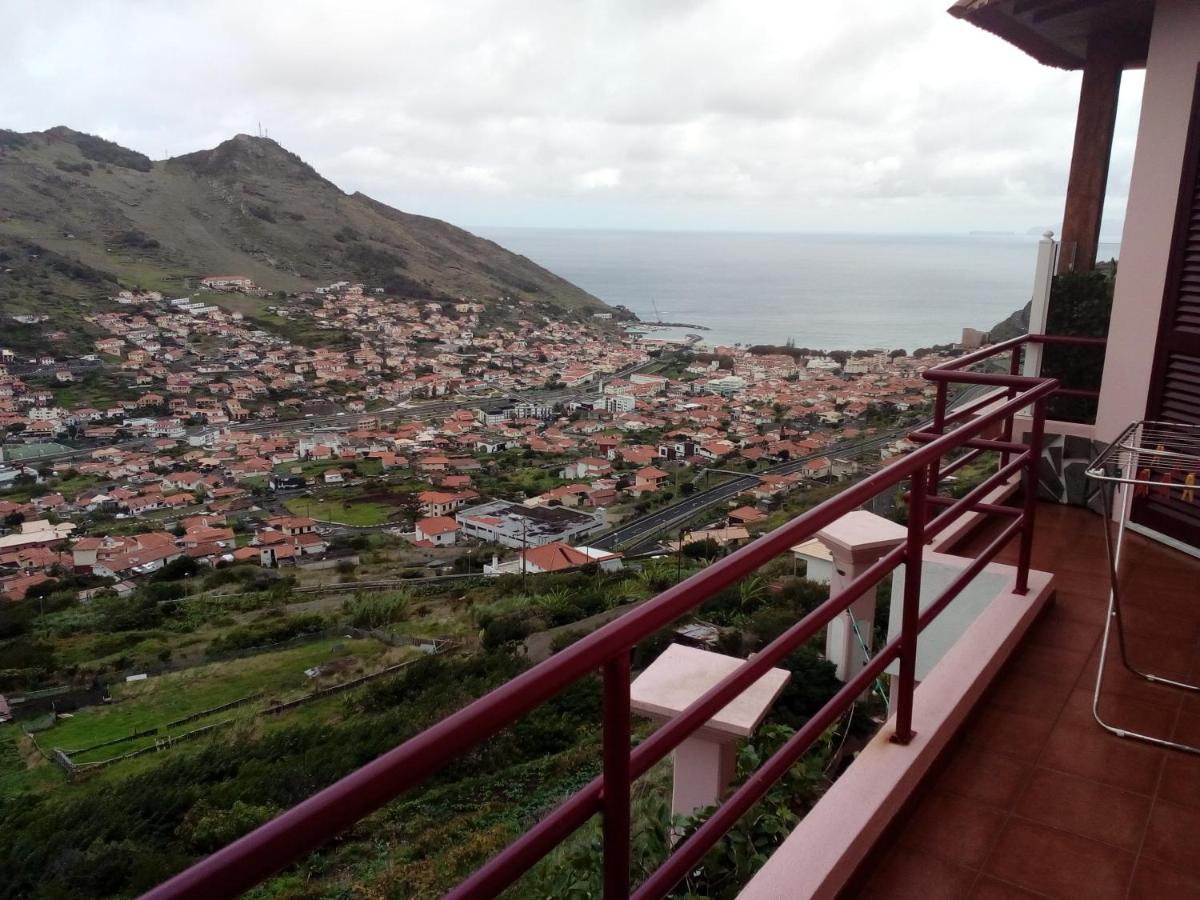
<box><xmin>630</xmin><ymin>644</ymin><xmax>790</xmax><ymax>743</ymax></box>
<box><xmin>817</xmin><ymin>510</ymin><xmax>907</xmax><ymax>561</ymax></box>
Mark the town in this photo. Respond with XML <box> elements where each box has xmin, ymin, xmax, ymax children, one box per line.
<box><xmin>0</xmin><ymin>274</ymin><xmax>966</xmax><ymax>897</ymax></box>
<box><xmin>0</xmin><ymin>275</ymin><xmax>948</xmax><ymax>604</ymax></box>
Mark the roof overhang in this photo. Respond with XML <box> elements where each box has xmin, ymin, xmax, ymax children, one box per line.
<box><xmin>948</xmin><ymin>0</ymin><xmax>1154</xmax><ymax>70</ymax></box>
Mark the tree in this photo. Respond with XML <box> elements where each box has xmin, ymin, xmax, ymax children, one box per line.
<box><xmin>150</xmin><ymin>556</ymin><xmax>200</xmax><ymax>582</ymax></box>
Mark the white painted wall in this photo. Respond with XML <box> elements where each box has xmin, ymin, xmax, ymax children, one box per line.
<box><xmin>1097</xmin><ymin>0</ymin><xmax>1200</xmax><ymax>440</ymax></box>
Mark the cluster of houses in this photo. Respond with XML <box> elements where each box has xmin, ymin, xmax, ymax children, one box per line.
<box><xmin>0</xmin><ymin>278</ymin><xmax>647</xmax><ymax>441</ymax></box>
<box><xmin>0</xmin><ymin>273</ymin><xmax>954</xmax><ymax>603</ymax></box>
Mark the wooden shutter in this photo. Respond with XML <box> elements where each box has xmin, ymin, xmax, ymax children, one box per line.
<box><xmin>1135</xmin><ymin>65</ymin><xmax>1200</xmax><ymax>543</ymax></box>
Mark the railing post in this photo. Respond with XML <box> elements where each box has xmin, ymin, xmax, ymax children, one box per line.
<box><xmin>927</xmin><ymin>382</ymin><xmax>947</xmax><ymax>525</ymax></box>
<box><xmin>1000</xmin><ymin>347</ymin><xmax>1021</xmax><ymax>471</ymax></box>
<box><xmin>1023</xmin><ymin>231</ymin><xmax>1057</xmax><ymax>378</ymax></box>
<box><xmin>1015</xmin><ymin>398</ymin><xmax>1046</xmax><ymax>595</ymax></box>
<box><xmin>892</xmin><ymin>465</ymin><xmax>927</xmax><ymax>745</ymax></box>
<box><xmin>603</xmin><ymin>652</ymin><xmax>631</xmax><ymax>899</ymax></box>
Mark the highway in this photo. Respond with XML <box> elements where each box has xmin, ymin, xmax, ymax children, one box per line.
<box><xmin>590</xmin><ymin>431</ymin><xmax>906</xmax><ymax>552</ymax></box>
<box><xmin>590</xmin><ymin>385</ymin><xmax>993</xmax><ymax>552</ymax></box>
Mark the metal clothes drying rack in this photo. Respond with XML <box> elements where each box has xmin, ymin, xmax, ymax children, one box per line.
<box><xmin>1086</xmin><ymin>420</ymin><xmax>1200</xmax><ymax>755</ymax></box>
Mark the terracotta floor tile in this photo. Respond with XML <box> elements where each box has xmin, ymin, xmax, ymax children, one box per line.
<box><xmin>1127</xmin><ymin>859</ymin><xmax>1200</xmax><ymax>900</ymax></box>
<box><xmin>1120</xmin><ymin>583</ymin><xmax>1200</xmax><ymax>629</ymax></box>
<box><xmin>1059</xmin><ymin>686</ymin><xmax>1180</xmax><ymax>737</ymax></box>
<box><xmin>1113</xmin><ymin>599</ymin><xmax>1200</xmax><ymax>645</ymax></box>
<box><xmin>1141</xmin><ymin>800</ymin><xmax>1200</xmax><ymax>877</ymax></box>
<box><xmin>1086</xmin><ymin>641</ymin><xmax>1187</xmax><ymax>708</ymax></box>
<box><xmin>962</xmin><ymin>706</ymin><xmax>1056</xmax><ymax>762</ymax></box>
<box><xmin>1022</xmin><ymin>609</ymin><xmax>1101</xmax><ymax>654</ymax></box>
<box><xmin>1157</xmin><ymin>754</ymin><xmax>1200</xmax><ymax>812</ymax></box>
<box><xmin>967</xmin><ymin>877</ymin><xmax>1056</xmax><ymax>900</ymax></box>
<box><xmin>850</xmin><ymin>507</ymin><xmax>1200</xmax><ymax>900</ymax></box>
<box><xmin>1039</xmin><ymin>722</ymin><xmax>1164</xmax><ymax>795</ymax></box>
<box><xmin>857</xmin><ymin>848</ymin><xmax>976</xmax><ymax>900</ymax></box>
<box><xmin>934</xmin><ymin>748</ymin><xmax>1033</xmax><ymax>810</ymax></box>
<box><xmin>1122</xmin><ymin>633</ymin><xmax>1196</xmax><ymax>682</ymax></box>
<box><xmin>1014</xmin><ymin>768</ymin><xmax>1151</xmax><ymax>851</ymax></box>
<box><xmin>984</xmin><ymin>673</ymin><xmax>1074</xmax><ymax>722</ymax></box>
<box><xmin>984</xmin><ymin>819</ymin><xmax>1135</xmax><ymax>900</ymax></box>
<box><xmin>897</xmin><ymin>792</ymin><xmax>1007</xmax><ymax>868</ymax></box>
<box><xmin>1048</xmin><ymin>589</ymin><xmax>1109</xmax><ymax>627</ymax></box>
<box><xmin>1156</xmin><ymin>715</ymin><xmax>1200</xmax><ymax>810</ymax></box>
<box><xmin>1005</xmin><ymin>643</ymin><xmax>1092</xmax><ymax>688</ymax></box>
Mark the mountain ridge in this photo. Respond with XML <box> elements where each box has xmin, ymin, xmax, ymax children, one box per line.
<box><xmin>0</xmin><ymin>127</ymin><xmax>612</xmax><ymax>345</ymax></box>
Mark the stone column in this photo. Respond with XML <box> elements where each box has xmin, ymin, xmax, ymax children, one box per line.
<box><xmin>630</xmin><ymin>643</ymin><xmax>789</xmax><ymax>821</ymax></box>
<box><xmin>816</xmin><ymin>511</ymin><xmax>908</xmax><ymax>683</ymax></box>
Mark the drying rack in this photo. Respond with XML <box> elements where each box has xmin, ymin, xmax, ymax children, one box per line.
<box><xmin>1086</xmin><ymin>420</ymin><xmax>1200</xmax><ymax>755</ymax></box>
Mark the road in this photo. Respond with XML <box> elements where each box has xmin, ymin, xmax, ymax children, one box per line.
<box><xmin>590</xmin><ymin>385</ymin><xmax>992</xmax><ymax>552</ymax></box>
<box><xmin>590</xmin><ymin>431</ymin><xmax>906</xmax><ymax>552</ymax></box>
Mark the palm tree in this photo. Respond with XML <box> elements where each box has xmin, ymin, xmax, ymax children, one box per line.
<box><xmin>737</xmin><ymin>574</ymin><xmax>767</xmax><ymax>612</ymax></box>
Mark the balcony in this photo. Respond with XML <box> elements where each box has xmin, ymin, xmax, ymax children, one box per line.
<box><xmin>146</xmin><ymin>331</ymin><xmax>1196</xmax><ymax>900</ymax></box>
<box><xmin>847</xmin><ymin>502</ymin><xmax>1200</xmax><ymax>899</ymax></box>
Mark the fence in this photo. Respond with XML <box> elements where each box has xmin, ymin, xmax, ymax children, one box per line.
<box><xmin>65</xmin><ymin>719</ymin><xmax>238</xmax><ymax>774</ymax></box>
<box><xmin>52</xmin><ymin>640</ymin><xmax>457</xmax><ymax>774</ymax></box>
<box><xmin>262</xmin><ymin>649</ymin><xmax>454</xmax><ymax>717</ymax></box>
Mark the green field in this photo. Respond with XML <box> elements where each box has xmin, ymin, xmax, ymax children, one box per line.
<box><xmin>285</xmin><ymin>496</ymin><xmax>393</xmax><ymax>527</ymax></box>
<box><xmin>0</xmin><ymin>726</ymin><xmax>50</xmax><ymax>795</ymax></box>
<box><xmin>40</xmin><ymin>637</ymin><xmax>395</xmax><ymax>763</ymax></box>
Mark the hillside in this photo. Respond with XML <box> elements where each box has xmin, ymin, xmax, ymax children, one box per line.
<box><xmin>0</xmin><ymin>127</ymin><xmax>611</xmax><ymax>336</ymax></box>
<box><xmin>985</xmin><ymin>300</ymin><xmax>1032</xmax><ymax>343</ymax></box>
<box><xmin>0</xmin><ymin>233</ymin><xmax>124</xmax><ymax>356</ymax></box>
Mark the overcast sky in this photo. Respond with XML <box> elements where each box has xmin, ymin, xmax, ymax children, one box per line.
<box><xmin>2</xmin><ymin>0</ymin><xmax>1142</xmax><ymax>236</ymax></box>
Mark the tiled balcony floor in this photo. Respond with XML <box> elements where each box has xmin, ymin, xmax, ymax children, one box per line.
<box><xmin>851</xmin><ymin>503</ymin><xmax>1200</xmax><ymax>900</ymax></box>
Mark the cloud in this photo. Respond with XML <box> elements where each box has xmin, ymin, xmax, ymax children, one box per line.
<box><xmin>575</xmin><ymin>167</ymin><xmax>622</xmax><ymax>190</ymax></box>
<box><xmin>0</xmin><ymin>0</ymin><xmax>1143</xmax><ymax>234</ymax></box>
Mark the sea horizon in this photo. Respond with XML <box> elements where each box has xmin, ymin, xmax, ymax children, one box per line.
<box><xmin>478</xmin><ymin>227</ymin><xmax>1121</xmax><ymax>352</ymax></box>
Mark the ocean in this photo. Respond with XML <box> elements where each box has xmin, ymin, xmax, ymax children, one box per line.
<box><xmin>479</xmin><ymin>229</ymin><xmax>1120</xmax><ymax>352</ymax></box>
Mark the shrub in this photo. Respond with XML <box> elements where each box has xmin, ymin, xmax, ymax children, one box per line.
<box><xmin>206</xmin><ymin>613</ymin><xmax>325</xmax><ymax>654</ymax></box>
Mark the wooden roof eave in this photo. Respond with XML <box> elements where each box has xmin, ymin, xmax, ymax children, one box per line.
<box><xmin>949</xmin><ymin>0</ymin><xmax>1087</xmax><ymax>69</ymax></box>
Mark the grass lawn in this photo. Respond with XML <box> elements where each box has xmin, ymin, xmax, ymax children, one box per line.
<box><xmin>40</xmin><ymin>637</ymin><xmax>392</xmax><ymax>761</ymax></box>
<box><xmin>285</xmin><ymin>496</ymin><xmax>393</xmax><ymax>527</ymax></box>
<box><xmin>0</xmin><ymin>726</ymin><xmax>59</xmax><ymax>796</ymax></box>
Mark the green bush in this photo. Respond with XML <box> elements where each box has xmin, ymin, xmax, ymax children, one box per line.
<box><xmin>206</xmin><ymin>613</ymin><xmax>325</xmax><ymax>654</ymax></box>
<box><xmin>1042</xmin><ymin>270</ymin><xmax>1112</xmax><ymax>423</ymax></box>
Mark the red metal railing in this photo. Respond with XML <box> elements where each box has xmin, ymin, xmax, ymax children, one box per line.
<box><xmin>143</xmin><ymin>334</ymin><xmax>1103</xmax><ymax>900</ymax></box>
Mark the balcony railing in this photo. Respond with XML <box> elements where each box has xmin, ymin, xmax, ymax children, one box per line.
<box><xmin>142</xmin><ymin>333</ymin><xmax>1105</xmax><ymax>900</ymax></box>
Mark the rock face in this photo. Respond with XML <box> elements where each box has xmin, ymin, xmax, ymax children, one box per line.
<box><xmin>986</xmin><ymin>300</ymin><xmax>1032</xmax><ymax>343</ymax></box>
<box><xmin>0</xmin><ymin>127</ymin><xmax>608</xmax><ymax>314</ymax></box>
